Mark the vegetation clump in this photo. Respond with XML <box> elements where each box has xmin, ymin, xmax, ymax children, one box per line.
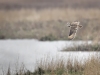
<box><xmin>63</xmin><ymin>43</ymin><xmax>100</xmax><ymax>51</ymax></box>
<box><xmin>5</xmin><ymin>54</ymin><xmax>100</xmax><ymax>75</ymax></box>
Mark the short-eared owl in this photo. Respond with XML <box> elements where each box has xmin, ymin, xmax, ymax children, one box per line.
<box><xmin>67</xmin><ymin>22</ymin><xmax>82</xmax><ymax>40</ymax></box>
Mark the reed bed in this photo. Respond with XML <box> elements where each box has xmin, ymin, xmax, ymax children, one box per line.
<box><xmin>3</xmin><ymin>53</ymin><xmax>100</xmax><ymax>75</ymax></box>
<box><xmin>63</xmin><ymin>43</ymin><xmax>100</xmax><ymax>51</ymax></box>
<box><xmin>0</xmin><ymin>8</ymin><xmax>100</xmax><ymax>40</ymax></box>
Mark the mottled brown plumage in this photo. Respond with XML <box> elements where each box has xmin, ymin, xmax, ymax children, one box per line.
<box><xmin>67</xmin><ymin>22</ymin><xmax>82</xmax><ymax>40</ymax></box>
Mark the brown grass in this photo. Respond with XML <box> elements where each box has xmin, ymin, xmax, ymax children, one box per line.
<box><xmin>4</xmin><ymin>53</ymin><xmax>100</xmax><ymax>75</ymax></box>
<box><xmin>34</xmin><ymin>53</ymin><xmax>100</xmax><ymax>75</ymax></box>
<box><xmin>84</xmin><ymin>54</ymin><xmax>100</xmax><ymax>75</ymax></box>
<box><xmin>0</xmin><ymin>8</ymin><xmax>100</xmax><ymax>22</ymax></box>
<box><xmin>0</xmin><ymin>8</ymin><xmax>100</xmax><ymax>40</ymax></box>
<box><xmin>63</xmin><ymin>43</ymin><xmax>100</xmax><ymax>51</ymax></box>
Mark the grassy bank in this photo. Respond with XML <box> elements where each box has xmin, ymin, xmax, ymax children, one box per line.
<box><xmin>4</xmin><ymin>53</ymin><xmax>100</xmax><ymax>75</ymax></box>
<box><xmin>63</xmin><ymin>43</ymin><xmax>100</xmax><ymax>51</ymax></box>
<box><xmin>0</xmin><ymin>8</ymin><xmax>100</xmax><ymax>40</ymax></box>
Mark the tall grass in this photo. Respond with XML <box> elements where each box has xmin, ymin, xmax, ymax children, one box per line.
<box><xmin>34</xmin><ymin>53</ymin><xmax>100</xmax><ymax>75</ymax></box>
<box><xmin>4</xmin><ymin>53</ymin><xmax>100</xmax><ymax>75</ymax></box>
<box><xmin>63</xmin><ymin>43</ymin><xmax>100</xmax><ymax>51</ymax></box>
<box><xmin>0</xmin><ymin>8</ymin><xmax>100</xmax><ymax>40</ymax></box>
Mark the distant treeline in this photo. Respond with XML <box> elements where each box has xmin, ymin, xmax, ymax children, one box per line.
<box><xmin>0</xmin><ymin>0</ymin><xmax>100</xmax><ymax>9</ymax></box>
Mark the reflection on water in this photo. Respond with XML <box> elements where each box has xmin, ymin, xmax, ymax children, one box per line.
<box><xmin>0</xmin><ymin>39</ymin><xmax>98</xmax><ymax>73</ymax></box>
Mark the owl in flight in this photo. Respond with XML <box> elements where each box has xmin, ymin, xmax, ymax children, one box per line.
<box><xmin>67</xmin><ymin>22</ymin><xmax>83</xmax><ymax>40</ymax></box>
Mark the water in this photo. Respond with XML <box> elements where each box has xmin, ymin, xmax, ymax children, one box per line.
<box><xmin>0</xmin><ymin>39</ymin><xmax>98</xmax><ymax>74</ymax></box>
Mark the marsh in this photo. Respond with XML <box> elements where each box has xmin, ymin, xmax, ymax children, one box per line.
<box><xmin>0</xmin><ymin>39</ymin><xmax>98</xmax><ymax>74</ymax></box>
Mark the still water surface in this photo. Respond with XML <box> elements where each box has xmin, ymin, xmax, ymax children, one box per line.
<box><xmin>0</xmin><ymin>39</ymin><xmax>98</xmax><ymax>73</ymax></box>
